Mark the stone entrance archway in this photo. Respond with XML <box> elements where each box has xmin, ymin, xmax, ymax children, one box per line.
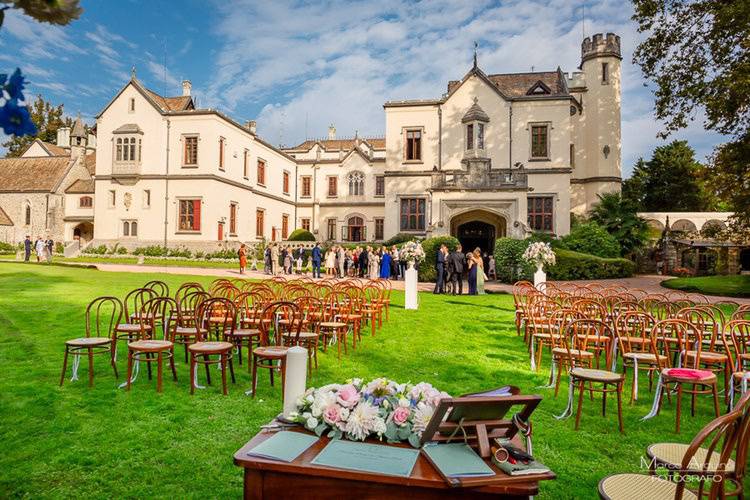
<box><xmin>450</xmin><ymin>209</ymin><xmax>506</xmax><ymax>254</ymax></box>
<box><xmin>73</xmin><ymin>221</ymin><xmax>94</xmax><ymax>242</ymax></box>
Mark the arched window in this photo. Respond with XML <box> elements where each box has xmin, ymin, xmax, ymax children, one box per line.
<box><xmin>123</xmin><ymin>221</ymin><xmax>130</xmax><ymax>236</ymax></box>
<box><xmin>116</xmin><ymin>138</ymin><xmax>123</xmax><ymax>161</ymax></box>
<box><xmin>348</xmin><ymin>171</ymin><xmax>365</xmax><ymax>196</ymax></box>
<box><xmin>79</xmin><ymin>196</ymin><xmax>93</xmax><ymax>208</ymax></box>
<box><xmin>346</xmin><ymin>216</ymin><xmax>365</xmax><ymax>242</ymax></box>
<box><xmin>24</xmin><ymin>204</ymin><xmax>31</xmax><ymax>226</ymax></box>
<box><xmin>131</xmin><ymin>221</ymin><xmax>138</xmax><ymax>236</ymax></box>
<box><xmin>115</xmin><ymin>136</ymin><xmax>141</xmax><ymax>163</ymax></box>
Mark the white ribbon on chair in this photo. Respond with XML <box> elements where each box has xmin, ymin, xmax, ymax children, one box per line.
<box><xmin>530</xmin><ymin>337</ymin><xmax>536</xmax><ymax>371</ymax></box>
<box><xmin>538</xmin><ymin>360</ymin><xmax>557</xmax><ymax>389</ymax></box>
<box><xmin>194</xmin><ymin>363</ymin><xmax>206</xmax><ymax>390</ymax></box>
<box><xmin>641</xmin><ymin>371</ymin><xmax>664</xmax><ymax>420</ymax></box>
<box><xmin>632</xmin><ymin>358</ymin><xmax>639</xmax><ymax>400</ymax></box>
<box><xmin>70</xmin><ymin>352</ymin><xmax>81</xmax><ymax>381</ymax></box>
<box><xmin>117</xmin><ymin>359</ymin><xmax>140</xmax><ymax>389</ymax></box>
<box><xmin>610</xmin><ymin>343</ymin><xmax>618</xmax><ymax>372</ymax></box>
<box><xmin>728</xmin><ymin>372</ymin><xmax>750</xmax><ymax>410</ymax></box>
<box><xmin>554</xmin><ymin>375</ymin><xmax>575</xmax><ymax>420</ymax></box>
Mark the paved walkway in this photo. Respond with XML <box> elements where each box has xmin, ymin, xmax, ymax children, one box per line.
<box><xmin>59</xmin><ymin>261</ymin><xmax>749</xmax><ymax>304</ymax></box>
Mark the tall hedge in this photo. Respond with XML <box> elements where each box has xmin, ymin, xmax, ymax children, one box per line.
<box><xmin>494</xmin><ymin>237</ymin><xmax>534</xmax><ymax>283</ymax></box>
<box><xmin>417</xmin><ymin>236</ymin><xmax>459</xmax><ymax>282</ymax></box>
<box><xmin>547</xmin><ymin>249</ymin><xmax>635</xmax><ymax>280</ymax></box>
<box><xmin>287</xmin><ymin>229</ymin><xmax>316</xmax><ymax>241</ymax></box>
<box><xmin>559</xmin><ymin>222</ymin><xmax>621</xmax><ymax>258</ymax></box>
<box><xmin>383</xmin><ymin>233</ymin><xmax>416</xmax><ymax>247</ymax></box>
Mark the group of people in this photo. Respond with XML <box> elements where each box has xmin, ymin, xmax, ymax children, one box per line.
<box><xmin>24</xmin><ymin>235</ymin><xmax>54</xmax><ymax>263</ymax></box>
<box><xmin>434</xmin><ymin>244</ymin><xmax>495</xmax><ymax>296</ymax></box>
<box><xmin>321</xmin><ymin>244</ymin><xmax>400</xmax><ymax>280</ymax></box>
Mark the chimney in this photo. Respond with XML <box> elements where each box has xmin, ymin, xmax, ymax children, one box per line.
<box><xmin>182</xmin><ymin>80</ymin><xmax>192</xmax><ymax>96</ymax></box>
<box><xmin>56</xmin><ymin>127</ymin><xmax>70</xmax><ymax>147</ymax></box>
<box><xmin>246</xmin><ymin>120</ymin><xmax>257</xmax><ymax>134</ymax></box>
<box><xmin>328</xmin><ymin>124</ymin><xmax>336</xmax><ymax>140</ymax></box>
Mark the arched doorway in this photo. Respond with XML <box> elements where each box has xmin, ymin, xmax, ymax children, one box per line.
<box><xmin>73</xmin><ymin>221</ymin><xmax>94</xmax><ymax>242</ymax></box>
<box><xmin>741</xmin><ymin>248</ymin><xmax>750</xmax><ymax>272</ymax></box>
<box><xmin>345</xmin><ymin>216</ymin><xmax>365</xmax><ymax>242</ymax></box>
<box><xmin>450</xmin><ymin>209</ymin><xmax>507</xmax><ymax>254</ymax></box>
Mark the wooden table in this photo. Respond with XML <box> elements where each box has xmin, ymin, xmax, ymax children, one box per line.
<box><xmin>233</xmin><ymin>429</ymin><xmax>555</xmax><ymax>499</ymax></box>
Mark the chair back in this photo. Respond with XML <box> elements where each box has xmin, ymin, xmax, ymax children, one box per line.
<box><xmin>143</xmin><ymin>296</ymin><xmax>177</xmax><ymax>340</ymax></box>
<box><xmin>175</xmin><ymin>282</ymin><xmax>204</xmax><ymax>304</ymax></box>
<box><xmin>649</xmin><ymin>319</ymin><xmax>698</xmax><ymax>371</ymax></box>
<box><xmin>559</xmin><ymin>319</ymin><xmax>612</xmax><ymax>369</ymax></box>
<box><xmin>143</xmin><ymin>280</ymin><xmax>169</xmax><ymax>297</ymax></box>
<box><xmin>260</xmin><ymin>301</ymin><xmax>302</xmax><ymax>347</ymax></box>
<box><xmin>614</xmin><ymin>310</ymin><xmax>656</xmax><ymax>355</ymax></box>
<box><xmin>123</xmin><ymin>288</ymin><xmax>157</xmax><ymax>321</ymax></box>
<box><xmin>86</xmin><ymin>296</ymin><xmax>123</xmax><ymax>339</ymax></box>
<box><xmin>197</xmin><ymin>297</ymin><xmax>236</xmax><ymax>341</ymax></box>
<box><xmin>177</xmin><ymin>290</ymin><xmax>209</xmax><ymax>327</ymax></box>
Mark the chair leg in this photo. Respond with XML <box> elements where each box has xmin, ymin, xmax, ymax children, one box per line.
<box><xmin>616</xmin><ymin>382</ymin><xmax>624</xmax><ymax>433</ymax></box>
<box><xmin>169</xmin><ymin>353</ymin><xmax>177</xmax><ymax>381</ymax></box>
<box><xmin>575</xmin><ymin>379</ymin><xmax>585</xmax><ymax>430</ymax></box>
<box><xmin>60</xmin><ymin>347</ymin><xmax>69</xmax><ymax>386</ymax></box>
<box><xmin>156</xmin><ymin>352</ymin><xmax>163</xmax><ymax>393</ymax></box>
<box><xmin>146</xmin><ymin>352</ymin><xmax>153</xmax><ymax>380</ymax></box>
<box><xmin>184</xmin><ymin>343</ymin><xmax>188</xmax><ymax>363</ymax></box>
<box><xmin>87</xmin><ymin>348</ymin><xmax>94</xmax><ymax>387</ymax></box>
<box><xmin>691</xmin><ymin>389</ymin><xmax>696</xmax><ymax>417</ymax></box>
<box><xmin>711</xmin><ymin>383</ymin><xmax>720</xmax><ymax>418</ymax></box>
<box><xmin>676</xmin><ymin>384</ymin><xmax>683</xmax><ymax>434</ymax></box>
<box><xmin>228</xmin><ymin>355</ymin><xmax>236</xmax><ymax>384</ymax></box>
<box><xmin>602</xmin><ymin>387</ymin><xmax>607</xmax><ymax>417</ymax></box>
<box><xmin>190</xmin><ymin>354</ymin><xmax>196</xmax><ymax>395</ymax></box>
<box><xmin>251</xmin><ymin>358</ymin><xmax>258</xmax><ymax>398</ymax></box>
<box><xmin>204</xmin><ymin>354</ymin><xmax>211</xmax><ymax>385</ymax></box>
<box><xmin>269</xmin><ymin>361</ymin><xmax>274</xmax><ymax>386</ymax></box>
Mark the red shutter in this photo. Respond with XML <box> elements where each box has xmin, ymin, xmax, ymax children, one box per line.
<box><xmin>193</xmin><ymin>200</ymin><xmax>201</xmax><ymax>231</ymax></box>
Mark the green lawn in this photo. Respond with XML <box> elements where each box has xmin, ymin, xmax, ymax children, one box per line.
<box><xmin>0</xmin><ymin>254</ymin><xmax>249</xmax><ymax>269</ymax></box>
<box><xmin>0</xmin><ymin>263</ymin><xmax>735</xmax><ymax>498</ymax></box>
<box><xmin>661</xmin><ymin>274</ymin><xmax>750</xmax><ymax>298</ymax></box>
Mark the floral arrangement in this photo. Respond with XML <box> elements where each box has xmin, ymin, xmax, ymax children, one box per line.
<box><xmin>399</xmin><ymin>241</ymin><xmax>426</xmax><ymax>265</ymax></box>
<box><xmin>522</xmin><ymin>241</ymin><xmax>556</xmax><ymax>268</ymax></box>
<box><xmin>290</xmin><ymin>378</ymin><xmax>450</xmax><ymax>447</ymax></box>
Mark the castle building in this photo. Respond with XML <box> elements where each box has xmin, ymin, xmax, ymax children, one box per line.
<box><xmin>0</xmin><ymin>33</ymin><xmax>624</xmax><ymax>254</ymax></box>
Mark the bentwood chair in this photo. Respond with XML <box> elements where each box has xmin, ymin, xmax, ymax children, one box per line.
<box><xmin>189</xmin><ymin>298</ymin><xmax>236</xmax><ymax>395</ymax></box>
<box><xmin>173</xmin><ymin>290</ymin><xmax>209</xmax><ymax>362</ymax></box>
<box><xmin>726</xmin><ymin>320</ymin><xmax>750</xmax><ymax>409</ymax></box>
<box><xmin>614</xmin><ymin>311</ymin><xmax>663</xmax><ymax>403</ymax></box>
<box><xmin>230</xmin><ymin>292</ymin><xmax>262</xmax><ymax>368</ymax></box>
<box><xmin>250</xmin><ymin>302</ymin><xmax>299</xmax><ymax>399</ymax></box>
<box><xmin>60</xmin><ymin>296</ymin><xmax>122</xmax><ymax>387</ymax></box>
<box><xmin>124</xmin><ymin>297</ymin><xmax>177</xmax><ymax>392</ymax></box>
<box><xmin>143</xmin><ymin>280</ymin><xmax>170</xmax><ymax>298</ymax></box>
<box><xmin>114</xmin><ymin>288</ymin><xmax>156</xmax><ymax>353</ymax></box>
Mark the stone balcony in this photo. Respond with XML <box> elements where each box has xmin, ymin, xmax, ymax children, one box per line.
<box><xmin>431</xmin><ymin>161</ymin><xmax>528</xmax><ymax>191</ymax></box>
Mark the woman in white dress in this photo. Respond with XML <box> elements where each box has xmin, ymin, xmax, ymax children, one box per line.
<box><xmin>369</xmin><ymin>250</ymin><xmax>380</xmax><ymax>279</ymax></box>
<box><xmin>325</xmin><ymin>248</ymin><xmax>336</xmax><ymax>276</ymax></box>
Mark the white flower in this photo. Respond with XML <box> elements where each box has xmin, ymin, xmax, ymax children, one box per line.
<box><xmin>344</xmin><ymin>401</ymin><xmax>379</xmax><ymax>441</ymax></box>
<box><xmin>373</xmin><ymin>417</ymin><xmax>387</xmax><ymax>436</ymax></box>
<box><xmin>306</xmin><ymin>416</ymin><xmax>319</xmax><ymax>429</ymax></box>
<box><xmin>339</xmin><ymin>407</ymin><xmax>350</xmax><ymax>421</ymax></box>
<box><xmin>288</xmin><ymin>411</ymin><xmax>299</xmax><ymax>419</ymax></box>
<box><xmin>412</xmin><ymin>402</ymin><xmax>435</xmax><ymax>436</ymax></box>
<box><xmin>398</xmin><ymin>398</ymin><xmax>410</xmax><ymax>408</ymax></box>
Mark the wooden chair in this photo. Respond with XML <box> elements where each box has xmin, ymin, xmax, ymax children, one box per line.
<box><xmin>726</xmin><ymin>320</ymin><xmax>750</xmax><ymax>409</ymax></box>
<box><xmin>189</xmin><ymin>297</ymin><xmax>236</xmax><ymax>395</ymax></box>
<box><xmin>175</xmin><ymin>282</ymin><xmax>204</xmax><ymax>306</ymax></box>
<box><xmin>173</xmin><ymin>290</ymin><xmax>209</xmax><ymax>362</ymax></box>
<box><xmin>231</xmin><ymin>292</ymin><xmax>262</xmax><ymax>368</ymax></box>
<box><xmin>249</xmin><ymin>302</ymin><xmax>299</xmax><ymax>399</ymax></box>
<box><xmin>60</xmin><ymin>296</ymin><xmax>122</xmax><ymax>387</ymax></box>
<box><xmin>318</xmin><ymin>291</ymin><xmax>351</xmax><ymax>360</ymax></box>
<box><xmin>290</xmin><ymin>296</ymin><xmax>322</xmax><ymax>373</ymax></box>
<box><xmin>114</xmin><ymin>288</ymin><xmax>156</xmax><ymax>355</ymax></box>
<box><xmin>512</xmin><ymin>280</ymin><xmax>535</xmax><ymax>337</ymax></box>
<box><xmin>614</xmin><ymin>310</ymin><xmax>663</xmax><ymax>403</ymax></box>
<box><xmin>143</xmin><ymin>280</ymin><xmax>169</xmax><ymax>297</ymax></box>
<box><xmin>124</xmin><ymin>297</ymin><xmax>177</xmax><ymax>392</ymax></box>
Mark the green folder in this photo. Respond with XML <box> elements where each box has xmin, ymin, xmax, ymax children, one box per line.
<box><xmin>311</xmin><ymin>440</ymin><xmax>420</xmax><ymax>477</ymax></box>
<box><xmin>247</xmin><ymin>431</ymin><xmax>318</xmax><ymax>462</ymax></box>
<box><xmin>422</xmin><ymin>442</ymin><xmax>495</xmax><ymax>478</ymax></box>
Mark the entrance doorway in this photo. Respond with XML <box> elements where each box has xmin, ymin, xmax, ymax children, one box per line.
<box><xmin>741</xmin><ymin>248</ymin><xmax>750</xmax><ymax>272</ymax></box>
<box><xmin>344</xmin><ymin>216</ymin><xmax>365</xmax><ymax>242</ymax></box>
<box><xmin>73</xmin><ymin>221</ymin><xmax>94</xmax><ymax>242</ymax></box>
<box><xmin>456</xmin><ymin>221</ymin><xmax>496</xmax><ymax>254</ymax></box>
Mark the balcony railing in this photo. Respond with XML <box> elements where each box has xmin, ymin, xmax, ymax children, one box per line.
<box><xmin>112</xmin><ymin>161</ymin><xmax>141</xmax><ymax>177</ymax></box>
<box><xmin>431</xmin><ymin>168</ymin><xmax>528</xmax><ymax>190</ymax></box>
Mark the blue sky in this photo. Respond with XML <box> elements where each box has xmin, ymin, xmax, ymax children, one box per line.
<box><xmin>1</xmin><ymin>0</ymin><xmax>725</xmax><ymax>176</ymax></box>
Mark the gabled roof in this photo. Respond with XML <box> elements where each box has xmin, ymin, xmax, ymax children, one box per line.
<box><xmin>0</xmin><ymin>205</ymin><xmax>12</xmax><ymax>226</ymax></box>
<box><xmin>0</xmin><ymin>156</ymin><xmax>74</xmax><ymax>193</ymax></box>
<box><xmin>65</xmin><ymin>178</ymin><xmax>95</xmax><ymax>193</ymax></box>
<box><xmin>113</xmin><ymin>123</ymin><xmax>143</xmax><ymax>134</ymax></box>
<box><xmin>35</xmin><ymin>140</ymin><xmax>70</xmax><ymax>157</ymax></box>
<box><xmin>340</xmin><ymin>146</ymin><xmax>372</xmax><ymax>165</ymax></box>
<box><xmin>288</xmin><ymin>137</ymin><xmax>386</xmax><ymax>152</ymax></box>
<box><xmin>95</xmin><ymin>77</ymin><xmax>194</xmax><ymax>119</ymax></box>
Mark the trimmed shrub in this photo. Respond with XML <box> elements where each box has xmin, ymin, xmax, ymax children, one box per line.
<box><xmin>167</xmin><ymin>246</ymin><xmax>193</xmax><ymax>258</ymax></box>
<box><xmin>287</xmin><ymin>229</ymin><xmax>315</xmax><ymax>241</ymax></box>
<box><xmin>560</xmin><ymin>222</ymin><xmax>621</xmax><ymax>258</ymax></box>
<box><xmin>494</xmin><ymin>238</ymin><xmax>534</xmax><ymax>284</ymax></box>
<box><xmin>133</xmin><ymin>245</ymin><xmax>167</xmax><ymax>257</ymax></box>
<box><xmin>547</xmin><ymin>249</ymin><xmax>635</xmax><ymax>280</ymax></box>
<box><xmin>383</xmin><ymin>233</ymin><xmax>415</xmax><ymax>247</ymax></box>
<box><xmin>116</xmin><ymin>246</ymin><xmax>128</xmax><ymax>255</ymax></box>
<box><xmin>205</xmin><ymin>248</ymin><xmax>237</xmax><ymax>260</ymax></box>
<box><xmin>417</xmin><ymin>236</ymin><xmax>460</xmax><ymax>282</ymax></box>
<box><xmin>0</xmin><ymin>241</ymin><xmax>16</xmax><ymax>253</ymax></box>
<box><xmin>83</xmin><ymin>244</ymin><xmax>108</xmax><ymax>255</ymax></box>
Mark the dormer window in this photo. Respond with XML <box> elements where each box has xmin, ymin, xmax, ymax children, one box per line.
<box><xmin>461</xmin><ymin>97</ymin><xmax>489</xmax><ymax>153</ymax></box>
<box><xmin>112</xmin><ymin>124</ymin><xmax>144</xmax><ymax>165</ymax></box>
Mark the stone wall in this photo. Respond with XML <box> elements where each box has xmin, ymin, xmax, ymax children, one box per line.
<box><xmin>0</xmin><ymin>192</ymin><xmax>66</xmax><ymax>244</ymax></box>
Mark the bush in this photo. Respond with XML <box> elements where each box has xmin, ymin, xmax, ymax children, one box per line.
<box><xmin>383</xmin><ymin>233</ymin><xmax>416</xmax><ymax>247</ymax></box>
<box><xmin>417</xmin><ymin>236</ymin><xmax>459</xmax><ymax>282</ymax></box>
<box><xmin>205</xmin><ymin>248</ymin><xmax>237</xmax><ymax>260</ymax></box>
<box><xmin>133</xmin><ymin>246</ymin><xmax>167</xmax><ymax>257</ymax></box>
<box><xmin>287</xmin><ymin>229</ymin><xmax>315</xmax><ymax>241</ymax></box>
<box><xmin>0</xmin><ymin>241</ymin><xmax>16</xmax><ymax>253</ymax></box>
<box><xmin>116</xmin><ymin>246</ymin><xmax>128</xmax><ymax>255</ymax></box>
<box><xmin>83</xmin><ymin>244</ymin><xmax>108</xmax><ymax>255</ymax></box>
<box><xmin>55</xmin><ymin>242</ymin><xmax>64</xmax><ymax>254</ymax></box>
<box><xmin>494</xmin><ymin>238</ymin><xmax>534</xmax><ymax>283</ymax></box>
<box><xmin>560</xmin><ymin>222</ymin><xmax>621</xmax><ymax>258</ymax></box>
<box><xmin>547</xmin><ymin>249</ymin><xmax>635</xmax><ymax>280</ymax></box>
<box><xmin>167</xmin><ymin>246</ymin><xmax>192</xmax><ymax>258</ymax></box>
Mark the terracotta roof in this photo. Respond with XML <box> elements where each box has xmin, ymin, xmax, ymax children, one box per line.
<box><xmin>289</xmin><ymin>137</ymin><xmax>385</xmax><ymax>152</ymax></box>
<box><xmin>485</xmin><ymin>71</ymin><xmax>568</xmax><ymax>98</ymax></box>
<box><xmin>65</xmin><ymin>178</ymin><xmax>95</xmax><ymax>193</ymax></box>
<box><xmin>143</xmin><ymin>88</ymin><xmax>193</xmax><ymax>112</ymax></box>
<box><xmin>0</xmin><ymin>156</ymin><xmax>73</xmax><ymax>192</ymax></box>
<box><xmin>39</xmin><ymin>141</ymin><xmax>70</xmax><ymax>156</ymax></box>
<box><xmin>84</xmin><ymin>153</ymin><xmax>96</xmax><ymax>175</ymax></box>
<box><xmin>0</xmin><ymin>205</ymin><xmax>12</xmax><ymax>226</ymax></box>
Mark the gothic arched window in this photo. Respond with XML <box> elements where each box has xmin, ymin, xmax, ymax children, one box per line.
<box><xmin>348</xmin><ymin>171</ymin><xmax>365</xmax><ymax>196</ymax></box>
<box><xmin>24</xmin><ymin>203</ymin><xmax>31</xmax><ymax>226</ymax></box>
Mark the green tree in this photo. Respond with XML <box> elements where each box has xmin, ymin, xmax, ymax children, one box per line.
<box><xmin>560</xmin><ymin>222</ymin><xmax>621</xmax><ymax>258</ymax></box>
<box><xmin>641</xmin><ymin>141</ymin><xmax>712</xmax><ymax>211</ymax></box>
<box><xmin>1</xmin><ymin>95</ymin><xmax>72</xmax><ymax>157</ymax></box>
<box><xmin>0</xmin><ymin>1</ymin><xmax>81</xmax><ymax>27</ymax></box>
<box><xmin>621</xmin><ymin>157</ymin><xmax>647</xmax><ymax>207</ymax></box>
<box><xmin>588</xmin><ymin>192</ymin><xmax>649</xmax><ymax>258</ymax></box>
<box><xmin>632</xmin><ymin>0</ymin><xmax>750</xmax><ymax>222</ymax></box>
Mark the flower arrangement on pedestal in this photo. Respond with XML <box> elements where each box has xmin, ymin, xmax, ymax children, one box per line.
<box><xmin>290</xmin><ymin>378</ymin><xmax>450</xmax><ymax>447</ymax></box>
<box><xmin>398</xmin><ymin>241</ymin><xmax>425</xmax><ymax>267</ymax></box>
<box><xmin>522</xmin><ymin>241</ymin><xmax>556</xmax><ymax>269</ymax></box>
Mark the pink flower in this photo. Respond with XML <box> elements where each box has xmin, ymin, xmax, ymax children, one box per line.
<box><xmin>336</xmin><ymin>384</ymin><xmax>361</xmax><ymax>408</ymax></box>
<box><xmin>392</xmin><ymin>406</ymin><xmax>410</xmax><ymax>426</ymax></box>
<box><xmin>323</xmin><ymin>405</ymin><xmax>341</xmax><ymax>425</ymax></box>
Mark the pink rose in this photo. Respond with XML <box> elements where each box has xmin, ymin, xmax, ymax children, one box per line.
<box><xmin>336</xmin><ymin>384</ymin><xmax>360</xmax><ymax>408</ymax></box>
<box><xmin>323</xmin><ymin>405</ymin><xmax>341</xmax><ymax>425</ymax></box>
<box><xmin>392</xmin><ymin>406</ymin><xmax>410</xmax><ymax>426</ymax></box>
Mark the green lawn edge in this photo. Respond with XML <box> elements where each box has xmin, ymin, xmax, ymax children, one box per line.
<box><xmin>661</xmin><ymin>275</ymin><xmax>750</xmax><ymax>298</ymax></box>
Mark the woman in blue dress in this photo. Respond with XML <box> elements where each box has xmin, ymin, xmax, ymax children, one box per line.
<box><xmin>379</xmin><ymin>246</ymin><xmax>392</xmax><ymax>279</ymax></box>
<box><xmin>467</xmin><ymin>251</ymin><xmax>478</xmax><ymax>295</ymax></box>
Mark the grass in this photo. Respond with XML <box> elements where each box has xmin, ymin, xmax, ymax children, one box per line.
<box><xmin>0</xmin><ymin>262</ymin><xmax>738</xmax><ymax>498</ymax></box>
<box><xmin>0</xmin><ymin>255</ymin><xmax>249</xmax><ymax>269</ymax></box>
<box><xmin>661</xmin><ymin>274</ymin><xmax>750</xmax><ymax>298</ymax></box>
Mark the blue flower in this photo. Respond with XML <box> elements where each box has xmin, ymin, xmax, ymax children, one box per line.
<box><xmin>5</xmin><ymin>68</ymin><xmax>27</xmax><ymax>101</ymax></box>
<box><xmin>0</xmin><ymin>99</ymin><xmax>37</xmax><ymax>136</ymax></box>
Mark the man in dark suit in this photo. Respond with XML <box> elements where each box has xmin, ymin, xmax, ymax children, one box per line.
<box><xmin>433</xmin><ymin>244</ymin><xmax>448</xmax><ymax>294</ymax></box>
<box><xmin>311</xmin><ymin>243</ymin><xmax>322</xmax><ymax>278</ymax></box>
<box><xmin>359</xmin><ymin>247</ymin><xmax>369</xmax><ymax>277</ymax></box>
<box><xmin>448</xmin><ymin>244</ymin><xmax>465</xmax><ymax>295</ymax></box>
<box><xmin>23</xmin><ymin>235</ymin><xmax>31</xmax><ymax>262</ymax></box>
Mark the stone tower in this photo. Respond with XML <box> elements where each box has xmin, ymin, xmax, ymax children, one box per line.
<box><xmin>573</xmin><ymin>33</ymin><xmax>622</xmax><ymax>212</ymax></box>
<box><xmin>70</xmin><ymin>115</ymin><xmax>87</xmax><ymax>159</ymax></box>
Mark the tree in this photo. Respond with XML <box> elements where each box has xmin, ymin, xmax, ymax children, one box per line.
<box><xmin>0</xmin><ymin>1</ymin><xmax>81</xmax><ymax>27</ymax></box>
<box><xmin>621</xmin><ymin>157</ymin><xmax>647</xmax><ymax>207</ymax></box>
<box><xmin>560</xmin><ymin>222</ymin><xmax>621</xmax><ymax>258</ymax></box>
<box><xmin>632</xmin><ymin>0</ymin><xmax>750</xmax><ymax>222</ymax></box>
<box><xmin>588</xmin><ymin>192</ymin><xmax>649</xmax><ymax>258</ymax></box>
<box><xmin>1</xmin><ymin>94</ymin><xmax>72</xmax><ymax>157</ymax></box>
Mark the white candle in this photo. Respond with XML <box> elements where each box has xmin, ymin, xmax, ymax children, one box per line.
<box><xmin>283</xmin><ymin>346</ymin><xmax>308</xmax><ymax>418</ymax></box>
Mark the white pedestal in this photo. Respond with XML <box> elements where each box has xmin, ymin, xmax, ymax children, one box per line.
<box><xmin>534</xmin><ymin>264</ymin><xmax>546</xmax><ymax>290</ymax></box>
<box><xmin>282</xmin><ymin>346</ymin><xmax>308</xmax><ymax>419</ymax></box>
<box><xmin>405</xmin><ymin>263</ymin><xmax>418</xmax><ymax>310</ymax></box>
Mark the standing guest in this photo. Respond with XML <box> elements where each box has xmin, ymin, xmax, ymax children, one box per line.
<box><xmin>325</xmin><ymin>247</ymin><xmax>335</xmax><ymax>276</ymax></box>
<box><xmin>23</xmin><ymin>235</ymin><xmax>31</xmax><ymax>262</ymax></box>
<box><xmin>294</xmin><ymin>245</ymin><xmax>303</xmax><ymax>273</ymax></box>
<box><xmin>312</xmin><ymin>242</ymin><xmax>322</xmax><ymax>278</ymax></box>
<box><xmin>474</xmin><ymin>248</ymin><xmax>486</xmax><ymax>295</ymax></box>
<box><xmin>448</xmin><ymin>244</ymin><xmax>465</xmax><ymax>295</ymax></box>
<box><xmin>390</xmin><ymin>245</ymin><xmax>399</xmax><ymax>279</ymax></box>
<box><xmin>238</xmin><ymin>243</ymin><xmax>247</xmax><ymax>274</ymax></box>
<box><xmin>433</xmin><ymin>244</ymin><xmax>448</xmax><ymax>294</ymax></box>
<box><xmin>284</xmin><ymin>246</ymin><xmax>293</xmax><ymax>274</ymax></box>
<box><xmin>488</xmin><ymin>254</ymin><xmax>496</xmax><ymax>281</ymax></box>
<box><xmin>379</xmin><ymin>246</ymin><xmax>392</xmax><ymax>279</ymax></box>
<box><xmin>270</xmin><ymin>243</ymin><xmax>280</xmax><ymax>275</ymax></box>
<box><xmin>337</xmin><ymin>245</ymin><xmax>345</xmax><ymax>278</ymax></box>
<box><xmin>264</xmin><ymin>244</ymin><xmax>272</xmax><ymax>274</ymax></box>
<box><xmin>359</xmin><ymin>246</ymin><xmax>369</xmax><ymax>278</ymax></box>
<box><xmin>45</xmin><ymin>237</ymin><xmax>54</xmax><ymax>263</ymax></box>
<box><xmin>35</xmin><ymin>236</ymin><xmax>45</xmax><ymax>263</ymax></box>
<box><xmin>369</xmin><ymin>247</ymin><xmax>380</xmax><ymax>279</ymax></box>
<box><xmin>467</xmin><ymin>251</ymin><xmax>478</xmax><ymax>295</ymax></box>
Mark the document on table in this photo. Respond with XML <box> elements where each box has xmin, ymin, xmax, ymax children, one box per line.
<box><xmin>422</xmin><ymin>442</ymin><xmax>495</xmax><ymax>477</ymax></box>
<box><xmin>311</xmin><ymin>440</ymin><xmax>420</xmax><ymax>477</ymax></box>
<box><xmin>246</xmin><ymin>431</ymin><xmax>318</xmax><ymax>462</ymax></box>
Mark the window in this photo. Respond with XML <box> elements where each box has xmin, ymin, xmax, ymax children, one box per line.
<box><xmin>527</xmin><ymin>196</ymin><xmax>554</xmax><ymax>232</ymax></box>
<box><xmin>178</xmin><ymin>199</ymin><xmax>201</xmax><ymax>231</ymax></box>
<box><xmin>405</xmin><ymin>129</ymin><xmax>421</xmax><ymax>161</ymax></box>
<box><xmin>477</xmin><ymin>123</ymin><xmax>485</xmax><ymax>150</ymax></box>
<box><xmin>301</xmin><ymin>218</ymin><xmax>311</xmax><ymax>231</ymax></box>
<box><xmin>375</xmin><ymin>218</ymin><xmax>384</xmax><ymax>240</ymax></box>
<box><xmin>123</xmin><ymin>220</ymin><xmax>137</xmax><ymax>237</ymax></box>
<box><xmin>348</xmin><ymin>171</ymin><xmax>364</xmax><ymax>196</ymax></box>
<box><xmin>243</xmin><ymin>149</ymin><xmax>249</xmax><ymax>178</ymax></box>
<box><xmin>375</xmin><ymin>175</ymin><xmax>385</xmax><ymax>197</ymax></box>
<box><xmin>283</xmin><ymin>171</ymin><xmax>290</xmax><ymax>195</ymax></box>
<box><xmin>301</xmin><ymin>176</ymin><xmax>312</xmax><ymax>197</ymax></box>
<box><xmin>602</xmin><ymin>62</ymin><xmax>609</xmax><ymax>84</ymax></box>
<box><xmin>281</xmin><ymin>214</ymin><xmax>289</xmax><ymax>239</ymax></box>
<box><xmin>466</xmin><ymin>124</ymin><xmax>474</xmax><ymax>150</ymax></box>
<box><xmin>257</xmin><ymin>160</ymin><xmax>266</xmax><ymax>185</ymax></box>
<box><xmin>79</xmin><ymin>196</ymin><xmax>93</xmax><ymax>208</ymax></box>
<box><xmin>183</xmin><ymin>136</ymin><xmax>198</xmax><ymax>166</ymax></box>
<box><xmin>327</xmin><ymin>176</ymin><xmax>337</xmax><ymax>197</ymax></box>
<box><xmin>229</xmin><ymin>203</ymin><xmax>237</xmax><ymax>235</ymax></box>
<box><xmin>218</xmin><ymin>137</ymin><xmax>225</xmax><ymax>170</ymax></box>
<box><xmin>346</xmin><ymin>216</ymin><xmax>364</xmax><ymax>242</ymax></box>
<box><xmin>530</xmin><ymin>124</ymin><xmax>549</xmax><ymax>159</ymax></box>
<box><xmin>116</xmin><ymin>137</ymin><xmax>141</xmax><ymax>163</ymax></box>
<box><xmin>129</xmin><ymin>98</ymin><xmax>135</xmax><ymax>112</ymax></box>
<box><xmin>570</xmin><ymin>144</ymin><xmax>575</xmax><ymax>169</ymax></box>
<box><xmin>256</xmin><ymin>209</ymin><xmax>264</xmax><ymax>237</ymax></box>
<box><xmin>327</xmin><ymin>219</ymin><xmax>336</xmax><ymax>240</ymax></box>
<box><xmin>399</xmin><ymin>198</ymin><xmax>426</xmax><ymax>231</ymax></box>
<box><xmin>123</xmin><ymin>221</ymin><xmax>129</xmax><ymax>236</ymax></box>
<box><xmin>24</xmin><ymin>204</ymin><xmax>31</xmax><ymax>225</ymax></box>
<box><xmin>109</xmin><ymin>190</ymin><xmax>116</xmax><ymax>207</ymax></box>
<box><xmin>143</xmin><ymin>190</ymin><xmax>151</xmax><ymax>208</ymax></box>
